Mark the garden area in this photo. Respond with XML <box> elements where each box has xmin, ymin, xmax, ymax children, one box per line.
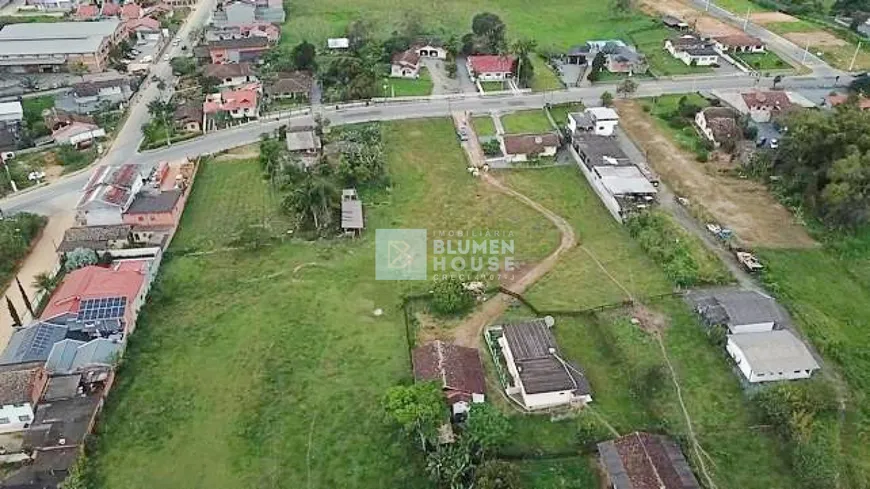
<box><xmin>500</xmin><ymin>109</ymin><xmax>553</xmax><ymax>134</ymax></box>
<box><xmin>734</xmin><ymin>51</ymin><xmax>790</xmax><ymax>71</ymax></box>
<box><xmin>640</xmin><ymin>93</ymin><xmax>714</xmax><ymax>162</ymax></box>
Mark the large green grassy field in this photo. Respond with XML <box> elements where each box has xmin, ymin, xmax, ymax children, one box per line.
<box><xmin>87</xmin><ymin>119</ymin><xmax>562</xmax><ymax>489</ymax></box>
<box><xmin>757</xmin><ymin>246</ymin><xmax>870</xmax><ymax>486</ymax></box>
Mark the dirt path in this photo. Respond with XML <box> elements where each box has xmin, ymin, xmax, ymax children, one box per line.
<box><xmin>448</xmin><ymin>111</ymin><xmax>577</xmax><ymax>348</ymax></box>
<box><xmin>616</xmin><ymin>100</ymin><xmax>815</xmax><ymax>249</ymax></box>
<box><xmin>638</xmin><ymin>0</ymin><xmax>744</xmax><ymax>37</ymax></box>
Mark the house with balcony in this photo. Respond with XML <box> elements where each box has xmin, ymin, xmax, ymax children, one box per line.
<box><xmin>204</xmin><ymin>84</ymin><xmax>260</xmax><ymax>130</ymax></box>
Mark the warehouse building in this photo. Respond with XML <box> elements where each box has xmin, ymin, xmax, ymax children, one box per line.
<box><xmin>0</xmin><ymin>20</ymin><xmax>125</xmax><ymax>73</ymax></box>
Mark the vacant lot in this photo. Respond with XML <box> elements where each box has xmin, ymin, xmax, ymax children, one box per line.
<box><xmin>501</xmin><ymin>167</ymin><xmax>672</xmax><ymax>309</ymax></box>
<box><xmin>386</xmin><ymin>68</ymin><xmax>434</xmax><ymax>97</ymax></box>
<box><xmin>616</xmin><ymin>99</ymin><xmax>815</xmax><ymax>248</ymax></box>
<box><xmin>501</xmin><ymin>109</ymin><xmax>554</xmax><ymax>134</ymax></box>
<box><xmin>757</xmin><ymin>246</ymin><xmax>870</xmax><ymax>487</ymax></box>
<box><xmin>638</xmin><ymin>0</ymin><xmax>743</xmax><ymax>38</ymax></box>
<box><xmin>752</xmin><ymin>14</ymin><xmax>870</xmax><ymax>70</ymax></box>
<box><xmin>88</xmin><ymin>119</ymin><xmax>562</xmax><ymax>489</ymax></box>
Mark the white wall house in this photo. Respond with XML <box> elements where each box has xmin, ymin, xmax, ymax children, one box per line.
<box><xmin>494</xmin><ymin>317</ymin><xmax>592</xmax><ymax>410</ymax></box>
<box><xmin>664</xmin><ymin>37</ymin><xmax>719</xmax><ymax>66</ymax></box>
<box><xmin>568</xmin><ymin>107</ymin><xmax>620</xmax><ymax>136</ymax></box>
<box><xmin>726</xmin><ymin>330</ymin><xmax>820</xmax><ymax>383</ymax></box>
<box><xmin>414</xmin><ymin>44</ymin><xmax>447</xmax><ymax>60</ymax></box>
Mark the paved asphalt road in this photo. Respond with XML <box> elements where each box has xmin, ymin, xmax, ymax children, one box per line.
<box><xmin>0</xmin><ymin>0</ymin><xmax>852</xmax><ymax>217</ymax></box>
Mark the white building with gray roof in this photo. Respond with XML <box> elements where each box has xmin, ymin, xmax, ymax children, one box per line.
<box><xmin>493</xmin><ymin>317</ymin><xmax>592</xmax><ymax>410</ymax></box>
<box><xmin>726</xmin><ymin>330</ymin><xmax>820</xmax><ymax>383</ymax></box>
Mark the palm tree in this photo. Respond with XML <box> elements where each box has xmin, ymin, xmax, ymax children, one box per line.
<box><xmin>285</xmin><ymin>174</ymin><xmax>339</xmax><ymax>230</ymax></box>
<box><xmin>510</xmin><ymin>38</ymin><xmax>537</xmax><ymax>88</ymax></box>
<box><xmin>33</xmin><ymin>272</ymin><xmax>59</xmax><ymax>298</ymax></box>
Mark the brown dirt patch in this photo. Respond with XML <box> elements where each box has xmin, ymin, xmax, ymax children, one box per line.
<box><xmin>750</xmin><ymin>11</ymin><xmax>799</xmax><ymax>24</ymax></box>
<box><xmin>638</xmin><ymin>0</ymin><xmax>743</xmax><ymax>37</ymax></box>
<box><xmin>631</xmin><ymin>304</ymin><xmax>671</xmax><ymax>335</ymax></box>
<box><xmin>785</xmin><ymin>31</ymin><xmax>847</xmax><ymax>48</ymax></box>
<box><xmin>615</xmin><ymin>100</ymin><xmax>816</xmax><ymax>249</ymax></box>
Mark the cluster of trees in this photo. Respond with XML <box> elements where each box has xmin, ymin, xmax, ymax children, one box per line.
<box><xmin>769</xmin><ymin>104</ymin><xmax>870</xmax><ymax>229</ymax></box>
<box><xmin>383</xmin><ymin>382</ymin><xmax>520</xmax><ymax>489</ymax></box>
<box><xmin>626</xmin><ymin>212</ymin><xmax>732</xmax><ymax>287</ymax></box>
<box><xmin>261</xmin><ymin>40</ymin><xmax>318</xmax><ymax>74</ymax></box>
<box><xmin>0</xmin><ymin>212</ymin><xmax>47</xmax><ymax>289</ymax></box>
<box><xmin>753</xmin><ymin>380</ymin><xmax>841</xmax><ymax>489</ymax></box>
<box><xmin>459</xmin><ymin>13</ymin><xmax>535</xmax><ymax>88</ymax></box>
<box><xmin>257</xmin><ymin>122</ymin><xmax>386</xmax><ymax>234</ymax></box>
<box><xmin>142</xmin><ymin>99</ymin><xmax>180</xmax><ymax>147</ymax></box>
<box><xmin>430</xmin><ymin>277</ymin><xmax>476</xmax><ymax>317</ymax></box>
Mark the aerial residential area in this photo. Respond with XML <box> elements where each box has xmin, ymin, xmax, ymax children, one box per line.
<box><xmin>1</xmin><ymin>0</ymin><xmax>870</xmax><ymax>486</ymax></box>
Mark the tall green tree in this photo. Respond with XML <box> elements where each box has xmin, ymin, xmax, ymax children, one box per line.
<box><xmin>15</xmin><ymin>277</ymin><xmax>33</xmax><ymax>317</ymax></box>
<box><xmin>588</xmin><ymin>51</ymin><xmax>607</xmax><ymax>82</ymax></box>
<box><xmin>383</xmin><ymin>382</ymin><xmax>445</xmax><ymax>450</ymax></box>
<box><xmin>6</xmin><ymin>296</ymin><xmax>21</xmax><ymax>327</ymax></box>
<box><xmin>464</xmin><ymin>403</ymin><xmax>511</xmax><ymax>457</ymax></box>
<box><xmin>616</xmin><ymin>78</ymin><xmax>638</xmax><ymax>98</ymax></box>
<box><xmin>292</xmin><ymin>41</ymin><xmax>317</xmax><ymax>71</ymax></box>
<box><xmin>510</xmin><ymin>38</ymin><xmax>537</xmax><ymax>89</ymax></box>
<box><xmin>283</xmin><ymin>173</ymin><xmax>339</xmax><ymax>231</ymax></box>
<box><xmin>600</xmin><ymin>91</ymin><xmax>614</xmax><ymax>107</ymax></box>
<box><xmin>471</xmin><ymin>12</ymin><xmax>506</xmax><ymax>54</ymax></box>
<box><xmin>32</xmin><ymin>272</ymin><xmax>59</xmax><ymax>298</ymax></box>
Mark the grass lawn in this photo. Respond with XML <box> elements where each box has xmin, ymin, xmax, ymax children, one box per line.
<box><xmin>500</xmin><ymin>109</ymin><xmax>553</xmax><ymax>134</ymax></box>
<box><xmin>22</xmin><ymin>95</ymin><xmax>54</xmax><ymax>138</ymax></box>
<box><xmin>516</xmin><ymin>457</ymin><xmax>598</xmax><ymax>488</ymax></box>
<box><xmin>501</xmin><ymin>167</ymin><xmax>672</xmax><ymax>309</ymax></box>
<box><xmin>495</xmin><ymin>299</ymin><xmax>798</xmax><ymax>489</ymax></box>
<box><xmin>385</xmin><ymin>68</ymin><xmax>433</xmax><ymax>97</ymax></box>
<box><xmin>764</xmin><ymin>19</ymin><xmax>870</xmax><ymax>71</ymax></box>
<box><xmin>479</xmin><ymin>80</ymin><xmax>507</xmax><ymax>92</ymax></box>
<box><xmin>756</xmin><ymin>246</ymin><xmax>870</xmax><ymax>486</ymax></box>
<box><xmin>734</xmin><ymin>51</ymin><xmax>790</xmax><ymax>71</ymax></box>
<box><xmin>712</xmin><ymin>0</ymin><xmax>771</xmax><ymax>13</ymax></box>
<box><xmin>88</xmin><ymin>119</ymin><xmax>562</xmax><ymax>489</ymax></box>
<box><xmin>530</xmin><ymin>56</ymin><xmax>563</xmax><ymax>92</ymax></box>
<box><xmin>547</xmin><ymin>102</ymin><xmax>584</xmax><ymax>129</ymax></box>
<box><xmin>472</xmin><ymin>115</ymin><xmax>497</xmax><ymax>137</ymax></box>
<box><xmin>641</xmin><ymin>94</ymin><xmax>712</xmax><ymax>159</ymax></box>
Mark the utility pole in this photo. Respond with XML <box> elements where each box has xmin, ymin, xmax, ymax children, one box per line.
<box><xmin>802</xmin><ymin>41</ymin><xmax>810</xmax><ymax>64</ymax></box>
<box><xmin>743</xmin><ymin>7</ymin><xmax>751</xmax><ymax>31</ymax></box>
<box><xmin>850</xmin><ymin>41</ymin><xmax>863</xmax><ymax>72</ymax></box>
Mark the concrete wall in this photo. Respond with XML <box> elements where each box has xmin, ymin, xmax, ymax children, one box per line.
<box><xmin>571</xmin><ymin>146</ymin><xmax>624</xmax><ymax>222</ymax></box>
<box><xmin>729</xmin><ymin>321</ymin><xmax>775</xmax><ymax>334</ymax></box>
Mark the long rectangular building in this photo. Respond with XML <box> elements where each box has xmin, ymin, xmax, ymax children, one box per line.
<box><xmin>0</xmin><ymin>20</ymin><xmax>125</xmax><ymax>73</ymax></box>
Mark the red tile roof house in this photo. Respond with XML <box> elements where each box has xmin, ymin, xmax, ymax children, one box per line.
<box><xmin>597</xmin><ymin>432</ymin><xmax>701</xmax><ymax>489</ymax></box>
<box><xmin>204</xmin><ymin>62</ymin><xmax>258</xmax><ymax>88</ymax></box>
<box><xmin>827</xmin><ymin>93</ymin><xmax>870</xmax><ymax>110</ymax></box>
<box><xmin>40</xmin><ymin>260</ymin><xmax>155</xmax><ymax>337</ymax></box>
<box><xmin>713</xmin><ymin>34</ymin><xmax>766</xmax><ymax>54</ymax></box>
<box><xmin>694</xmin><ymin>107</ymin><xmax>740</xmax><ymax>148</ymax></box>
<box><xmin>390</xmin><ymin>48</ymin><xmax>421</xmax><ymax>79</ymax></box>
<box><xmin>466</xmin><ymin>55</ymin><xmax>516</xmax><ymax>82</ymax></box>
<box><xmin>412</xmin><ymin>340</ymin><xmax>486</xmax><ymax>417</ymax></box>
<box><xmin>203</xmin><ymin>85</ymin><xmax>260</xmax><ymax>130</ymax></box>
<box><xmin>124</xmin><ymin>16</ymin><xmax>162</xmax><ymax>42</ymax></box>
<box><xmin>740</xmin><ymin>91</ymin><xmax>794</xmax><ymax>123</ymax></box>
<box><xmin>75</xmin><ymin>164</ymin><xmax>147</xmax><ymax>226</ymax></box>
<box><xmin>120</xmin><ymin>2</ymin><xmax>143</xmax><ymax>21</ymax></box>
<box><xmin>207</xmin><ymin>36</ymin><xmax>271</xmax><ymax>64</ymax></box>
<box><xmin>503</xmin><ymin>133</ymin><xmax>560</xmax><ymax>162</ymax></box>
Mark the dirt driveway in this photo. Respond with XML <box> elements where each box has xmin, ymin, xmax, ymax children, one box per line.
<box><xmin>616</xmin><ymin>100</ymin><xmax>816</xmax><ymax>249</ymax></box>
<box><xmin>638</xmin><ymin>0</ymin><xmax>743</xmax><ymax>37</ymax></box>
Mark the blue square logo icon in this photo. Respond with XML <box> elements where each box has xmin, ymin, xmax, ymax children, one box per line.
<box><xmin>376</xmin><ymin>229</ymin><xmax>427</xmax><ymax>280</ymax></box>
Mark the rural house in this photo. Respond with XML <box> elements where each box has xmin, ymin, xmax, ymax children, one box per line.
<box><xmin>412</xmin><ymin>340</ymin><xmax>485</xmax><ymax>416</ymax></box>
<box><xmin>75</xmin><ymin>164</ymin><xmax>147</xmax><ymax>226</ymax></box>
<box><xmin>0</xmin><ymin>362</ymin><xmax>47</xmax><ymax>435</ymax></box>
<box><xmin>207</xmin><ymin>36</ymin><xmax>271</xmax><ymax>64</ymax></box>
<box><xmin>568</xmin><ymin>107</ymin><xmax>620</xmax><ymax>136</ymax></box>
<box><xmin>694</xmin><ymin>106</ymin><xmax>740</xmax><ymax>147</ymax></box>
<box><xmin>690</xmin><ymin>289</ymin><xmax>789</xmax><ymax>334</ymax></box>
<box><xmin>491</xmin><ymin>317</ymin><xmax>592</xmax><ymax>410</ymax></box>
<box><xmin>40</xmin><ymin>260</ymin><xmax>155</xmax><ymax>337</ymax></box>
<box><xmin>413</xmin><ymin>41</ymin><xmax>447</xmax><ymax>59</ymax></box>
<box><xmin>58</xmin><ymin>224</ymin><xmax>132</xmax><ymax>254</ymax></box>
<box><xmin>713</xmin><ymin>34</ymin><xmax>766</xmax><ymax>53</ymax></box>
<box><xmin>594</xmin><ymin>41</ymin><xmax>648</xmax><ymax>74</ymax></box>
<box><xmin>205</xmin><ymin>22</ymin><xmax>281</xmax><ymax>43</ymax></box>
<box><xmin>740</xmin><ymin>91</ymin><xmax>795</xmax><ymax>122</ymax></box>
<box><xmin>390</xmin><ymin>48</ymin><xmax>421</xmax><ymax>78</ymax></box>
<box><xmin>204</xmin><ymin>85</ymin><xmax>260</xmax><ymax>126</ymax></box>
<box><xmin>125</xmin><ymin>16</ymin><xmax>162</xmax><ymax>42</ymax></box>
<box><xmin>665</xmin><ymin>34</ymin><xmax>719</xmax><ymax>66</ymax></box>
<box><xmin>57</xmin><ymin>77</ymin><xmax>134</xmax><ymax>114</ymax></box>
<box><xmin>204</xmin><ymin>62</ymin><xmax>259</xmax><ymax>88</ymax></box>
<box><xmin>122</xmin><ymin>158</ymin><xmax>193</xmax><ymax>229</ymax></box>
<box><xmin>265</xmin><ymin>71</ymin><xmax>313</xmax><ymax>100</ymax></box>
<box><xmin>503</xmin><ymin>133</ymin><xmax>559</xmax><ymax>162</ymax></box>
<box><xmin>598</xmin><ymin>432</ymin><xmax>701</xmax><ymax>489</ymax></box>
<box><xmin>572</xmin><ymin>132</ymin><xmax>657</xmax><ymax>222</ymax></box>
<box><xmin>0</xmin><ymin>322</ymin><xmax>68</xmax><ymax>366</ymax></box>
<box><xmin>174</xmin><ymin>102</ymin><xmax>203</xmax><ymax>132</ymax></box>
<box><xmin>466</xmin><ymin>55</ymin><xmax>515</xmax><ymax>81</ymax></box>
<box><xmin>726</xmin><ymin>330</ymin><xmax>820</xmax><ymax>383</ymax></box>
<box><xmin>285</xmin><ymin>126</ymin><xmax>321</xmax><ymax>166</ymax></box>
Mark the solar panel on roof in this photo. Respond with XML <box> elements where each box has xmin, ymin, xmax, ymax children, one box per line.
<box><xmin>79</xmin><ymin>296</ymin><xmax>127</xmax><ymax>321</ymax></box>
